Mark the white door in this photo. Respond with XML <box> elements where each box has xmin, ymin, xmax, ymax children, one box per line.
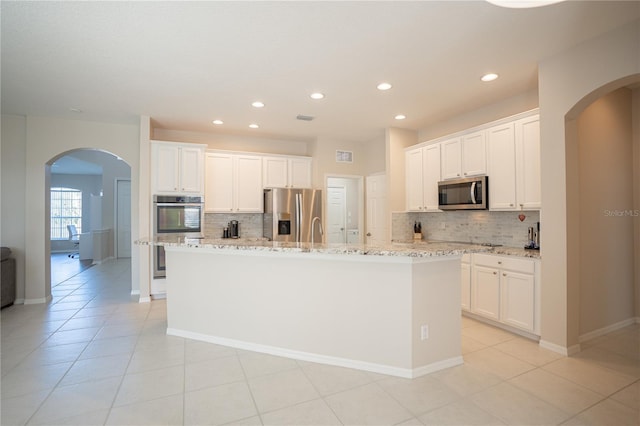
<box><xmin>366</xmin><ymin>174</ymin><xmax>388</xmax><ymax>245</ymax></box>
<box><xmin>327</xmin><ymin>186</ymin><xmax>346</xmax><ymax>244</ymax></box>
<box><xmin>116</xmin><ymin>179</ymin><xmax>131</xmax><ymax>258</ymax></box>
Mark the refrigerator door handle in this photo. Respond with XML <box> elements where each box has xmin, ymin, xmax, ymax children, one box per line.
<box><xmin>296</xmin><ymin>193</ymin><xmax>302</xmax><ymax>242</ymax></box>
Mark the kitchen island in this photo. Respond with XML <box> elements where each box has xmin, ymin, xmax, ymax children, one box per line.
<box><xmin>153</xmin><ymin>238</ymin><xmax>490</xmax><ymax>378</ymax></box>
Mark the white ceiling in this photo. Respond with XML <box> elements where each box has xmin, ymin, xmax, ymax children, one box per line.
<box><xmin>2</xmin><ymin>1</ymin><xmax>639</xmax><ymax>143</ymax></box>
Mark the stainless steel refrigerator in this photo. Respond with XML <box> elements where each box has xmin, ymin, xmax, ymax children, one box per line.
<box><xmin>263</xmin><ymin>188</ymin><xmax>323</xmax><ymax>243</ymax></box>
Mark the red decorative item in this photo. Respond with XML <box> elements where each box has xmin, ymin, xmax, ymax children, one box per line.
<box><xmin>518</xmin><ymin>213</ymin><xmax>526</xmax><ymax>222</ymax></box>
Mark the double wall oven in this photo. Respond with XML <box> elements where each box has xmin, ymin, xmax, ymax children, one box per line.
<box><xmin>153</xmin><ymin>195</ymin><xmax>204</xmax><ymax>278</ymax></box>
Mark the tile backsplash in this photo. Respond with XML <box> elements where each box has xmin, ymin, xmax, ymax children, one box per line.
<box><xmin>204</xmin><ymin>213</ymin><xmax>263</xmax><ymax>239</ymax></box>
<box><xmin>392</xmin><ymin>210</ymin><xmax>541</xmax><ymax>248</ymax></box>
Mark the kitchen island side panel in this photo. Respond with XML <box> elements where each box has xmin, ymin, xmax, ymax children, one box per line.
<box><xmin>165</xmin><ymin>247</ymin><xmax>462</xmax><ymax>376</ymax></box>
<box><xmin>411</xmin><ymin>259</ymin><xmax>462</xmax><ymax>370</ymax></box>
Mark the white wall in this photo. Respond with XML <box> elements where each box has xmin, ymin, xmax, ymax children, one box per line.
<box><xmin>1</xmin><ymin>115</ymin><xmax>140</xmax><ymax>303</ymax></box>
<box><xmin>386</xmin><ymin>128</ymin><xmax>417</xmax><ymax>214</ymax></box>
<box><xmin>65</xmin><ymin>150</ymin><xmax>132</xmax><ymax>234</ymax></box>
<box><xmin>538</xmin><ymin>18</ymin><xmax>640</xmax><ymax>351</ymax></box>
<box><xmin>152</xmin><ymin>128</ymin><xmax>310</xmax><ymax>157</ymax></box>
<box><xmin>634</xmin><ymin>89</ymin><xmax>640</xmax><ymax>317</ymax></box>
<box><xmin>417</xmin><ymin>90</ymin><xmax>539</xmax><ymax>143</ymax></box>
<box><xmin>1</xmin><ymin>115</ymin><xmax>27</xmax><ymax>302</ymax></box>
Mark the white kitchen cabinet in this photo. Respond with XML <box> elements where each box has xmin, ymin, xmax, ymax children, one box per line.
<box><xmin>487</xmin><ymin>123</ymin><xmax>517</xmax><ymax>210</ymax></box>
<box><xmin>470</xmin><ymin>253</ymin><xmax>537</xmax><ymax>333</ymax></box>
<box><xmin>488</xmin><ymin>115</ymin><xmax>541</xmax><ymax>211</ymax></box>
<box><xmin>152</xmin><ymin>142</ymin><xmax>205</xmax><ymax>194</ymax></box>
<box><xmin>515</xmin><ymin>115</ymin><xmax>541</xmax><ymax>210</ymax></box>
<box><xmin>440</xmin><ymin>133</ymin><xmax>486</xmax><ymax>181</ymax></box>
<box><xmin>263</xmin><ymin>156</ymin><xmax>312</xmax><ymax>189</ymax></box>
<box><xmin>461</xmin><ymin>131</ymin><xmax>487</xmax><ymax>177</ymax></box>
<box><xmin>461</xmin><ymin>254</ymin><xmax>471</xmax><ymax>312</ymax></box>
<box><xmin>500</xmin><ymin>269</ymin><xmax>535</xmax><ymax>332</ymax></box>
<box><xmin>405</xmin><ymin>144</ymin><xmax>441</xmax><ymax>211</ymax></box>
<box><xmin>440</xmin><ymin>138</ymin><xmax>462</xmax><ymax>180</ymax></box>
<box><xmin>472</xmin><ymin>264</ymin><xmax>501</xmax><ymax>321</ymax></box>
<box><xmin>205</xmin><ymin>152</ymin><xmax>263</xmax><ymax>213</ymax></box>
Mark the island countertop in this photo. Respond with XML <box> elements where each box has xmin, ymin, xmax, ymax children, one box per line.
<box><xmin>137</xmin><ymin>237</ymin><xmax>542</xmax><ymax>259</ymax></box>
<box><xmin>137</xmin><ymin>236</ymin><xmax>496</xmax><ymax>258</ymax></box>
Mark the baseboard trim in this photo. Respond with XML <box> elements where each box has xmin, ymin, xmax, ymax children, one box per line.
<box><xmin>167</xmin><ymin>327</ymin><xmax>461</xmax><ymax>379</ymax></box>
<box><xmin>539</xmin><ymin>339</ymin><xmax>580</xmax><ymax>356</ymax></box>
<box><xmin>23</xmin><ymin>295</ymin><xmax>52</xmax><ymax>305</ymax></box>
<box><xmin>138</xmin><ymin>296</ymin><xmax>151</xmax><ymax>303</ymax></box>
<box><xmin>92</xmin><ymin>256</ymin><xmax>115</xmax><ymax>265</ymax></box>
<box><xmin>13</xmin><ymin>298</ymin><xmax>25</xmax><ymax>305</ymax></box>
<box><xmin>579</xmin><ymin>318</ymin><xmax>638</xmax><ymax>343</ymax></box>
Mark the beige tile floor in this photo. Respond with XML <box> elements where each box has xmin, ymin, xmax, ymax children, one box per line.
<box><xmin>1</xmin><ymin>258</ymin><xmax>639</xmax><ymax>425</ymax></box>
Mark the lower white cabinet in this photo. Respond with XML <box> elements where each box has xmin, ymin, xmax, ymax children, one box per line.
<box><xmin>461</xmin><ymin>254</ymin><xmax>471</xmax><ymax>311</ymax></box>
<box><xmin>468</xmin><ymin>253</ymin><xmax>538</xmax><ymax>334</ymax></box>
<box><xmin>472</xmin><ymin>265</ymin><xmax>501</xmax><ymax>321</ymax></box>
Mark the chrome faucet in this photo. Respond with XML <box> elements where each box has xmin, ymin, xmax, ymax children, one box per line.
<box><xmin>311</xmin><ymin>217</ymin><xmax>323</xmax><ymax>244</ymax></box>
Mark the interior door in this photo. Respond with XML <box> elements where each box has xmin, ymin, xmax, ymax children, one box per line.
<box><xmin>366</xmin><ymin>174</ymin><xmax>388</xmax><ymax>245</ymax></box>
<box><xmin>327</xmin><ymin>186</ymin><xmax>346</xmax><ymax>244</ymax></box>
<box><xmin>116</xmin><ymin>179</ymin><xmax>132</xmax><ymax>258</ymax></box>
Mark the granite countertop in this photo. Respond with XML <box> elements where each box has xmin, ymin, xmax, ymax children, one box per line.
<box><xmin>136</xmin><ymin>236</ymin><xmax>542</xmax><ymax>259</ymax></box>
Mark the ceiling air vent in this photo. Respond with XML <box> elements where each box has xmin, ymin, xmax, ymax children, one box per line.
<box><xmin>296</xmin><ymin>114</ymin><xmax>314</xmax><ymax>121</ymax></box>
<box><xmin>336</xmin><ymin>150</ymin><xmax>353</xmax><ymax>163</ymax></box>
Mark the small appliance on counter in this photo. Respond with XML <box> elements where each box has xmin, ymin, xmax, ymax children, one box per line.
<box><xmin>229</xmin><ymin>220</ymin><xmax>239</xmax><ymax>238</ymax></box>
<box><xmin>224</xmin><ymin>220</ymin><xmax>239</xmax><ymax>239</ymax></box>
<box><xmin>525</xmin><ymin>221</ymin><xmax>540</xmax><ymax>250</ymax></box>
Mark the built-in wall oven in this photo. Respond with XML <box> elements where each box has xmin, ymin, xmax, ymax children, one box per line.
<box><xmin>153</xmin><ymin>195</ymin><xmax>204</xmax><ymax>278</ymax></box>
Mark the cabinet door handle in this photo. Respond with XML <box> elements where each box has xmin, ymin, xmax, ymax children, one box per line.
<box><xmin>498</xmin><ymin>261</ymin><xmax>502</xmax><ymax>265</ymax></box>
<box><xmin>493</xmin><ymin>271</ymin><xmax>497</xmax><ymax>275</ymax></box>
<box><xmin>503</xmin><ymin>273</ymin><xmax>507</xmax><ymax>277</ymax></box>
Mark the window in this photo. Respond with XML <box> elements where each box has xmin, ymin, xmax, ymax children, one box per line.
<box><xmin>51</xmin><ymin>187</ymin><xmax>82</xmax><ymax>239</ymax></box>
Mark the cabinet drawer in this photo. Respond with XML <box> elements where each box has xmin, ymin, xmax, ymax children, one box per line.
<box><xmin>473</xmin><ymin>253</ymin><xmax>534</xmax><ymax>274</ymax></box>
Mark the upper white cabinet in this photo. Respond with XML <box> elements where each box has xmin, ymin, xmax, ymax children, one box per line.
<box><xmin>263</xmin><ymin>156</ymin><xmax>312</xmax><ymax>188</ymax></box>
<box><xmin>488</xmin><ymin>114</ymin><xmax>541</xmax><ymax>211</ymax></box>
<box><xmin>406</xmin><ymin>144</ymin><xmax>441</xmax><ymax>212</ymax></box>
<box><xmin>487</xmin><ymin>123</ymin><xmax>517</xmax><ymax>210</ymax></box>
<box><xmin>440</xmin><ymin>138</ymin><xmax>462</xmax><ymax>180</ymax></box>
<box><xmin>152</xmin><ymin>141</ymin><xmax>205</xmax><ymax>194</ymax></box>
<box><xmin>440</xmin><ymin>132</ymin><xmax>486</xmax><ymax>180</ymax></box>
<box><xmin>515</xmin><ymin>115</ymin><xmax>541</xmax><ymax>210</ymax></box>
<box><xmin>205</xmin><ymin>152</ymin><xmax>263</xmax><ymax>213</ymax></box>
<box><xmin>462</xmin><ymin>131</ymin><xmax>487</xmax><ymax>177</ymax></box>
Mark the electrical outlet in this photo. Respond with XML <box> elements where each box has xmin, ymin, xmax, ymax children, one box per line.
<box><xmin>420</xmin><ymin>324</ymin><xmax>429</xmax><ymax>340</ymax></box>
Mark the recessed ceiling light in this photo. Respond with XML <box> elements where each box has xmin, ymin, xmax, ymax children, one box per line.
<box><xmin>377</xmin><ymin>82</ymin><xmax>392</xmax><ymax>91</ymax></box>
<box><xmin>394</xmin><ymin>114</ymin><xmax>406</xmax><ymax>120</ymax></box>
<box><xmin>212</xmin><ymin>119</ymin><xmax>224</xmax><ymax>125</ymax></box>
<box><xmin>249</xmin><ymin>123</ymin><xmax>259</xmax><ymax>129</ymax></box>
<box><xmin>481</xmin><ymin>73</ymin><xmax>499</xmax><ymax>82</ymax></box>
<box><xmin>69</xmin><ymin>107</ymin><xmax>83</xmax><ymax>113</ymax></box>
<box><xmin>486</xmin><ymin>0</ymin><xmax>564</xmax><ymax>8</ymax></box>
<box><xmin>251</xmin><ymin>101</ymin><xmax>265</xmax><ymax>108</ymax></box>
<box><xmin>310</xmin><ymin>92</ymin><xmax>325</xmax><ymax>100</ymax></box>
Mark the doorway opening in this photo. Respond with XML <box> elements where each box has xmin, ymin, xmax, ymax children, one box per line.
<box><xmin>565</xmin><ymin>78</ymin><xmax>640</xmax><ymax>345</ymax></box>
<box><xmin>47</xmin><ymin>149</ymin><xmax>131</xmax><ymax>297</ymax></box>
<box><xmin>325</xmin><ymin>176</ymin><xmax>364</xmax><ymax>244</ymax></box>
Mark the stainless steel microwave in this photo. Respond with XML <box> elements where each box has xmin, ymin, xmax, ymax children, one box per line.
<box><xmin>438</xmin><ymin>176</ymin><xmax>488</xmax><ymax>210</ymax></box>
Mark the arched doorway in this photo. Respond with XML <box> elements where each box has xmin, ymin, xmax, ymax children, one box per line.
<box><xmin>47</xmin><ymin>149</ymin><xmax>132</xmax><ymax>296</ymax></box>
<box><xmin>564</xmin><ymin>75</ymin><xmax>640</xmax><ymax>346</ymax></box>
